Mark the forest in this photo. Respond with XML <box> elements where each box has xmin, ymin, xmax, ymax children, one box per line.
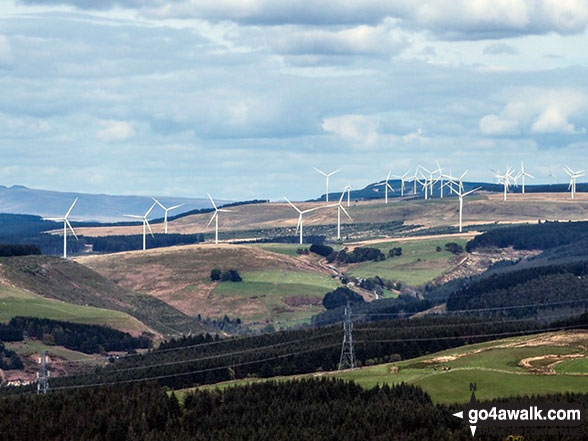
<box><xmin>5</xmin><ymin>317</ymin><xmax>152</xmax><ymax>354</ymax></box>
<box><xmin>446</xmin><ymin>260</ymin><xmax>588</xmax><ymax>317</ymax></box>
<box><xmin>1</xmin><ymin>379</ymin><xmax>587</xmax><ymax>440</ymax></box>
<box><xmin>466</xmin><ymin>221</ymin><xmax>588</xmax><ymax>252</ymax></box>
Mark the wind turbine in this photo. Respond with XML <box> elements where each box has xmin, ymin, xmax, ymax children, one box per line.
<box><xmin>392</xmin><ymin>171</ymin><xmax>410</xmax><ymax>196</ymax></box>
<box><xmin>494</xmin><ymin>167</ymin><xmax>515</xmax><ymax>201</ymax></box>
<box><xmin>207</xmin><ymin>193</ymin><xmax>232</xmax><ymax>244</ymax></box>
<box><xmin>314</xmin><ymin>168</ymin><xmax>341</xmax><ymax>203</ymax></box>
<box><xmin>45</xmin><ymin>198</ymin><xmax>79</xmax><ymax>259</ymax></box>
<box><xmin>124</xmin><ymin>202</ymin><xmax>156</xmax><ymax>251</ymax></box>
<box><xmin>334</xmin><ymin>189</ymin><xmax>352</xmax><ymax>240</ymax></box>
<box><xmin>517</xmin><ymin>162</ymin><xmax>534</xmax><ymax>194</ymax></box>
<box><xmin>564</xmin><ymin>167</ymin><xmax>585</xmax><ymax>199</ymax></box>
<box><xmin>345</xmin><ymin>183</ymin><xmax>351</xmax><ymax>207</ymax></box>
<box><xmin>284</xmin><ymin>197</ymin><xmax>328</xmax><ymax>244</ymax></box>
<box><xmin>450</xmin><ymin>184</ymin><xmax>481</xmax><ymax>233</ymax></box>
<box><xmin>435</xmin><ymin>161</ymin><xmax>445</xmax><ymax>198</ymax></box>
<box><xmin>152</xmin><ymin>198</ymin><xmax>185</xmax><ymax>234</ymax></box>
<box><xmin>375</xmin><ymin>171</ymin><xmax>395</xmax><ymax>204</ymax></box>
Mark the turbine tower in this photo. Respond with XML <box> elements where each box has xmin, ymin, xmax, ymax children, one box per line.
<box><xmin>45</xmin><ymin>198</ymin><xmax>79</xmax><ymax>259</ymax></box>
<box><xmin>284</xmin><ymin>197</ymin><xmax>327</xmax><ymax>244</ymax></box>
<box><xmin>375</xmin><ymin>171</ymin><xmax>395</xmax><ymax>204</ymax></box>
<box><xmin>564</xmin><ymin>167</ymin><xmax>585</xmax><ymax>199</ymax></box>
<box><xmin>517</xmin><ymin>162</ymin><xmax>534</xmax><ymax>194</ymax></box>
<box><xmin>392</xmin><ymin>171</ymin><xmax>410</xmax><ymax>196</ymax></box>
<box><xmin>334</xmin><ymin>189</ymin><xmax>352</xmax><ymax>240</ymax></box>
<box><xmin>494</xmin><ymin>168</ymin><xmax>514</xmax><ymax>201</ymax></box>
<box><xmin>124</xmin><ymin>202</ymin><xmax>156</xmax><ymax>251</ymax></box>
<box><xmin>207</xmin><ymin>193</ymin><xmax>232</xmax><ymax>244</ymax></box>
<box><xmin>152</xmin><ymin>198</ymin><xmax>185</xmax><ymax>234</ymax></box>
<box><xmin>314</xmin><ymin>168</ymin><xmax>341</xmax><ymax>203</ymax></box>
<box><xmin>450</xmin><ymin>184</ymin><xmax>481</xmax><ymax>233</ymax></box>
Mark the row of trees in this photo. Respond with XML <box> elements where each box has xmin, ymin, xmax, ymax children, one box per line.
<box><xmin>6</xmin><ymin>317</ymin><xmax>152</xmax><ymax>354</ymax></box>
<box><xmin>1</xmin><ymin>379</ymin><xmax>588</xmax><ymax>440</ymax></box>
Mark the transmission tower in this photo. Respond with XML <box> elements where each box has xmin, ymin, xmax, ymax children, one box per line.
<box><xmin>338</xmin><ymin>302</ymin><xmax>355</xmax><ymax>370</ymax></box>
<box><xmin>37</xmin><ymin>351</ymin><xmax>50</xmax><ymax>394</ymax></box>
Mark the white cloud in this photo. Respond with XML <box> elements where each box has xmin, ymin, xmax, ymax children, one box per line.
<box><xmin>479</xmin><ymin>88</ymin><xmax>588</xmax><ymax>136</ymax></box>
<box><xmin>322</xmin><ymin>114</ymin><xmax>429</xmax><ymax>147</ymax></box>
<box><xmin>97</xmin><ymin>120</ymin><xmax>135</xmax><ymax>142</ymax></box>
<box><xmin>271</xmin><ymin>22</ymin><xmax>406</xmax><ymax>56</ymax></box>
<box><xmin>322</xmin><ymin>114</ymin><xmax>380</xmax><ymax>145</ymax></box>
<box><xmin>479</xmin><ymin>114</ymin><xmax>520</xmax><ymax>135</ymax></box>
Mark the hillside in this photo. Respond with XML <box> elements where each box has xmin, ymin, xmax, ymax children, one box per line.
<box><xmin>76</xmin><ymin>243</ymin><xmax>342</xmax><ymax>328</ymax></box>
<box><xmin>0</xmin><ymin>256</ymin><xmax>209</xmax><ymax>336</ymax></box>
<box><xmin>189</xmin><ymin>330</ymin><xmax>588</xmax><ymax>405</ymax></box>
<box><xmin>71</xmin><ymin>192</ymin><xmax>588</xmax><ymax>240</ymax></box>
<box><xmin>0</xmin><ymin>185</ymin><xmax>221</xmax><ymax>222</ymax></box>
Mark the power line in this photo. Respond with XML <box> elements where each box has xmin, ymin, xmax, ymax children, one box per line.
<box><xmin>50</xmin><ymin>343</ymin><xmax>342</xmax><ymax>392</ymax></box>
<box><xmin>59</xmin><ymin>331</ymin><xmax>340</xmax><ymax>377</ymax></box>
<box><xmin>338</xmin><ymin>302</ymin><xmax>355</xmax><ymax>370</ymax></box>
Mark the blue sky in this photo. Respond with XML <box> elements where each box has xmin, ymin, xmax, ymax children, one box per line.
<box><xmin>1</xmin><ymin>0</ymin><xmax>588</xmax><ymax>200</ymax></box>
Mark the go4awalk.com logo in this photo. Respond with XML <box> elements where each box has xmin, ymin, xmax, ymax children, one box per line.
<box><xmin>452</xmin><ymin>383</ymin><xmax>585</xmax><ymax>436</ymax></box>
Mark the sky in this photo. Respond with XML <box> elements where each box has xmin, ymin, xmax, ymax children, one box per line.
<box><xmin>1</xmin><ymin>0</ymin><xmax>588</xmax><ymax>201</ymax></box>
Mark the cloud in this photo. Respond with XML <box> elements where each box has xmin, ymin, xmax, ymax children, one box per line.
<box><xmin>479</xmin><ymin>88</ymin><xmax>588</xmax><ymax>136</ymax></box>
<box><xmin>483</xmin><ymin>43</ymin><xmax>518</xmax><ymax>55</ymax></box>
<box><xmin>97</xmin><ymin>120</ymin><xmax>135</xmax><ymax>142</ymax></box>
<box><xmin>270</xmin><ymin>23</ymin><xmax>406</xmax><ymax>56</ymax></box>
<box><xmin>322</xmin><ymin>114</ymin><xmax>429</xmax><ymax>147</ymax></box>
<box><xmin>479</xmin><ymin>114</ymin><xmax>520</xmax><ymax>135</ymax></box>
<box><xmin>322</xmin><ymin>114</ymin><xmax>380</xmax><ymax>145</ymax></box>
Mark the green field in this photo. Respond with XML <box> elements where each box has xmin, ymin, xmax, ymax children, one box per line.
<box><xmin>213</xmin><ymin>270</ymin><xmax>340</xmax><ymax>327</ymax></box>
<box><xmin>0</xmin><ymin>283</ymin><xmax>147</xmax><ymax>332</ymax></box>
<box><xmin>347</xmin><ymin>238</ymin><xmax>467</xmax><ymax>286</ymax></box>
<box><xmin>251</xmin><ymin>244</ymin><xmax>308</xmax><ymax>257</ymax></box>
<box><xmin>182</xmin><ymin>332</ymin><xmax>588</xmax><ymax>404</ymax></box>
<box><xmin>5</xmin><ymin>340</ymin><xmax>103</xmax><ymax>364</ymax></box>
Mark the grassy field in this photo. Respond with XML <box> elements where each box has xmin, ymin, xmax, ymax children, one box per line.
<box><xmin>213</xmin><ymin>270</ymin><xmax>340</xmax><ymax>326</ymax></box>
<box><xmin>78</xmin><ymin>244</ymin><xmax>339</xmax><ymax>328</ymax></box>
<box><xmin>180</xmin><ymin>331</ymin><xmax>588</xmax><ymax>404</ymax></box>
<box><xmin>347</xmin><ymin>238</ymin><xmax>468</xmax><ymax>286</ymax></box>
<box><xmin>5</xmin><ymin>340</ymin><xmax>102</xmax><ymax>364</ymax></box>
<box><xmin>0</xmin><ymin>283</ymin><xmax>147</xmax><ymax>332</ymax></box>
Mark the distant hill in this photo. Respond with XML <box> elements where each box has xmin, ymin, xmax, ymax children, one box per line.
<box><xmin>0</xmin><ymin>185</ymin><xmax>229</xmax><ymax>222</ymax></box>
<box><xmin>314</xmin><ymin>180</ymin><xmax>588</xmax><ymax>202</ymax></box>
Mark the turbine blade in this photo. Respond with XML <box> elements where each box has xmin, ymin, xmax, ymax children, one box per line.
<box><xmin>65</xmin><ymin>219</ymin><xmax>78</xmax><ymax>240</ymax></box>
<box><xmin>145</xmin><ymin>202</ymin><xmax>157</xmax><ymax>217</ymax></box>
<box><xmin>218</xmin><ymin>209</ymin><xmax>232</xmax><ymax>212</ymax></box>
<box><xmin>207</xmin><ymin>212</ymin><xmax>217</xmax><ymax>227</ymax></box>
<box><xmin>386</xmin><ymin>183</ymin><xmax>395</xmax><ymax>192</ymax></box>
<box><xmin>168</xmin><ymin>203</ymin><xmax>185</xmax><ymax>211</ymax></box>
<box><xmin>284</xmin><ymin>197</ymin><xmax>302</xmax><ymax>213</ymax></box>
<box><xmin>386</xmin><ymin>171</ymin><xmax>391</xmax><ymax>181</ymax></box>
<box><xmin>207</xmin><ymin>193</ymin><xmax>218</xmax><ymax>210</ymax></box>
<box><xmin>340</xmin><ymin>205</ymin><xmax>352</xmax><ymax>220</ymax></box>
<box><xmin>64</xmin><ymin>198</ymin><xmax>78</xmax><ymax>219</ymax></box>
<box><xmin>145</xmin><ymin>219</ymin><xmax>154</xmax><ymax>237</ymax></box>
<box><xmin>152</xmin><ymin>197</ymin><xmax>166</xmax><ymax>210</ymax></box>
<box><xmin>123</xmin><ymin>215</ymin><xmax>143</xmax><ymax>219</ymax></box>
<box><xmin>314</xmin><ymin>168</ymin><xmax>327</xmax><ymax>176</ymax></box>
<box><xmin>327</xmin><ymin>169</ymin><xmax>341</xmax><ymax>177</ymax></box>
<box><xmin>463</xmin><ymin>187</ymin><xmax>482</xmax><ymax>197</ymax></box>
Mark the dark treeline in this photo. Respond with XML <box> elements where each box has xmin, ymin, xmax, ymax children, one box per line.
<box><xmin>38</xmin><ymin>314</ymin><xmax>587</xmax><ymax>391</ymax></box>
<box><xmin>246</xmin><ymin>235</ymin><xmax>327</xmax><ymax>245</ymax></box>
<box><xmin>0</xmin><ymin>244</ymin><xmax>41</xmax><ymax>256</ymax></box>
<box><xmin>86</xmin><ymin>233</ymin><xmax>205</xmax><ymax>253</ymax></box>
<box><xmin>7</xmin><ymin>317</ymin><xmax>152</xmax><ymax>354</ymax></box>
<box><xmin>1</xmin><ymin>379</ymin><xmax>588</xmax><ymax>440</ymax></box>
<box><xmin>0</xmin><ymin>341</ymin><xmax>23</xmax><ymax>370</ymax></box>
<box><xmin>466</xmin><ymin>220</ymin><xmax>588</xmax><ymax>252</ymax></box>
<box><xmin>447</xmin><ymin>260</ymin><xmax>588</xmax><ymax>317</ymax></box>
<box><xmin>312</xmin><ymin>294</ymin><xmax>432</xmax><ymax>326</ymax></box>
<box><xmin>327</xmin><ymin>246</ymin><xmax>386</xmax><ymax>263</ymax></box>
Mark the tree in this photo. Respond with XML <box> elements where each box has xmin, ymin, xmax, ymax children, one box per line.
<box><xmin>210</xmin><ymin>268</ymin><xmax>222</xmax><ymax>281</ymax></box>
